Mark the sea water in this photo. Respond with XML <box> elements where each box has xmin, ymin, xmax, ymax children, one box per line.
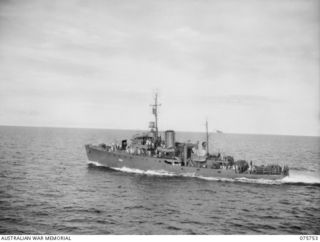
<box><xmin>0</xmin><ymin>126</ymin><xmax>319</xmax><ymax>234</ymax></box>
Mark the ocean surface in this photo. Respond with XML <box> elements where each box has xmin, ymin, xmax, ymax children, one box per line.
<box><xmin>0</xmin><ymin>126</ymin><xmax>319</xmax><ymax>235</ymax></box>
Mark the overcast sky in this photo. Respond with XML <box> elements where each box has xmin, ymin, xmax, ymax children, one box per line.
<box><xmin>0</xmin><ymin>0</ymin><xmax>319</xmax><ymax>136</ymax></box>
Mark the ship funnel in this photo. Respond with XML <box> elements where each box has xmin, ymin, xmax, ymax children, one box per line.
<box><xmin>165</xmin><ymin>130</ymin><xmax>175</xmax><ymax>148</ymax></box>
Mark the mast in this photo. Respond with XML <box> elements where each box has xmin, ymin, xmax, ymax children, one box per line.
<box><xmin>151</xmin><ymin>92</ymin><xmax>161</xmax><ymax>144</ymax></box>
<box><xmin>206</xmin><ymin>119</ymin><xmax>209</xmax><ymax>155</ymax></box>
<box><xmin>154</xmin><ymin>93</ymin><xmax>159</xmax><ymax>139</ymax></box>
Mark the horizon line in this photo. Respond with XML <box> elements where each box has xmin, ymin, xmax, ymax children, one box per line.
<box><xmin>0</xmin><ymin>124</ymin><xmax>319</xmax><ymax>138</ymax></box>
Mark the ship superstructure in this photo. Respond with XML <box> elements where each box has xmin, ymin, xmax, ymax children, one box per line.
<box><xmin>85</xmin><ymin>93</ymin><xmax>289</xmax><ymax>180</ymax></box>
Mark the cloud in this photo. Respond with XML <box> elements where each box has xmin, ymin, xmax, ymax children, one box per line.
<box><xmin>0</xmin><ymin>0</ymin><xmax>318</xmax><ymax>135</ymax></box>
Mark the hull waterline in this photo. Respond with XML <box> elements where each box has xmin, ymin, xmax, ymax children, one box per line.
<box><xmin>85</xmin><ymin>144</ymin><xmax>286</xmax><ymax>180</ymax></box>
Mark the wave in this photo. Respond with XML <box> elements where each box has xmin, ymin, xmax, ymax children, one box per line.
<box><xmin>196</xmin><ymin>175</ymin><xmax>287</xmax><ymax>185</ymax></box>
<box><xmin>281</xmin><ymin>173</ymin><xmax>320</xmax><ymax>185</ymax></box>
<box><xmin>87</xmin><ymin>161</ymin><xmax>105</xmax><ymax>167</ymax></box>
<box><xmin>198</xmin><ymin>173</ymin><xmax>320</xmax><ymax>185</ymax></box>
<box><xmin>88</xmin><ymin>162</ymin><xmax>320</xmax><ymax>186</ymax></box>
<box><xmin>111</xmin><ymin>166</ymin><xmax>177</xmax><ymax>177</ymax></box>
<box><xmin>112</xmin><ymin>166</ymin><xmax>286</xmax><ymax>185</ymax></box>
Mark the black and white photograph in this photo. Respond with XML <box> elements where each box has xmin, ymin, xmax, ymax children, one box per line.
<box><xmin>0</xmin><ymin>0</ymin><xmax>319</xmax><ymax>237</ymax></box>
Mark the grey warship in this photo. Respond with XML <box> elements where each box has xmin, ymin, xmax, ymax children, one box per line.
<box><xmin>85</xmin><ymin>93</ymin><xmax>289</xmax><ymax>180</ymax></box>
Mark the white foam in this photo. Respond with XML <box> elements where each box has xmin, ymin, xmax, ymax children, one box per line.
<box><xmin>235</xmin><ymin>177</ymin><xmax>283</xmax><ymax>185</ymax></box>
<box><xmin>111</xmin><ymin>166</ymin><xmax>176</xmax><ymax>176</ymax></box>
<box><xmin>145</xmin><ymin>169</ymin><xmax>176</xmax><ymax>176</ymax></box>
<box><xmin>181</xmin><ymin>172</ymin><xmax>196</xmax><ymax>178</ymax></box>
<box><xmin>90</xmin><ymin>163</ymin><xmax>320</xmax><ymax>186</ymax></box>
<box><xmin>194</xmin><ymin>175</ymin><xmax>279</xmax><ymax>184</ymax></box>
<box><xmin>87</xmin><ymin>160</ymin><xmax>104</xmax><ymax>167</ymax></box>
<box><xmin>111</xmin><ymin>167</ymin><xmax>283</xmax><ymax>184</ymax></box>
<box><xmin>199</xmin><ymin>177</ymin><xmax>236</xmax><ymax>182</ymax></box>
<box><xmin>112</xmin><ymin>166</ymin><xmax>145</xmax><ymax>174</ymax></box>
<box><xmin>198</xmin><ymin>174</ymin><xmax>320</xmax><ymax>185</ymax></box>
<box><xmin>281</xmin><ymin>172</ymin><xmax>320</xmax><ymax>184</ymax></box>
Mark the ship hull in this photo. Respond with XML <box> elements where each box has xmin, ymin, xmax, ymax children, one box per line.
<box><xmin>85</xmin><ymin>144</ymin><xmax>286</xmax><ymax>180</ymax></box>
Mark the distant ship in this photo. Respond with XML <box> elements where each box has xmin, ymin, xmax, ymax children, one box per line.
<box><xmin>85</xmin><ymin>93</ymin><xmax>289</xmax><ymax>180</ymax></box>
<box><xmin>216</xmin><ymin>130</ymin><xmax>223</xmax><ymax>134</ymax></box>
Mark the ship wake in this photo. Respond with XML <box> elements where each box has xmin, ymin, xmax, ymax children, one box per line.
<box><xmin>88</xmin><ymin>161</ymin><xmax>320</xmax><ymax>186</ymax></box>
<box><xmin>112</xmin><ymin>166</ymin><xmax>177</xmax><ymax>177</ymax></box>
<box><xmin>87</xmin><ymin>161</ymin><xmax>105</xmax><ymax>167</ymax></box>
<box><xmin>280</xmin><ymin>172</ymin><xmax>320</xmax><ymax>185</ymax></box>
